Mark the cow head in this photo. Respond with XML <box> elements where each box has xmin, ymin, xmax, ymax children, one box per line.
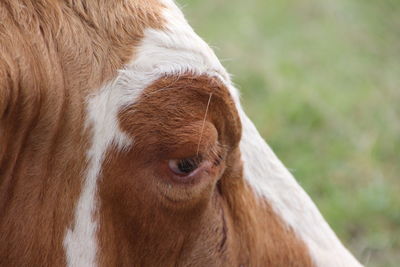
<box><xmin>0</xmin><ymin>1</ymin><xmax>362</xmax><ymax>267</ymax></box>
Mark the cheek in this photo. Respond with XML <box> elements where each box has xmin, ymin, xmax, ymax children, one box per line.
<box><xmin>98</xmin><ymin>149</ymin><xmax>155</xmax><ymax>215</ymax></box>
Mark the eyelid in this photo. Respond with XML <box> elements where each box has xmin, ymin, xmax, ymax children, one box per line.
<box><xmin>167</xmin><ymin>159</ymin><xmax>213</xmax><ymax>184</ymax></box>
<box><xmin>168</xmin><ymin>156</ymin><xmax>202</xmax><ymax>176</ymax></box>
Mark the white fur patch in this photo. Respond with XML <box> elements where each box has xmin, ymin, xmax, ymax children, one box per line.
<box><xmin>64</xmin><ymin>0</ymin><xmax>362</xmax><ymax>266</ymax></box>
<box><xmin>63</xmin><ymin>78</ymin><xmax>133</xmax><ymax>267</ymax></box>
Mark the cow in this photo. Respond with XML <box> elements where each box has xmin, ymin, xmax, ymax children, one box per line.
<box><xmin>0</xmin><ymin>1</ymin><xmax>363</xmax><ymax>266</ymax></box>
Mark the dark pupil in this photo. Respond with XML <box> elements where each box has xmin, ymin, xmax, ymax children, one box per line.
<box><xmin>178</xmin><ymin>158</ymin><xmax>197</xmax><ymax>174</ymax></box>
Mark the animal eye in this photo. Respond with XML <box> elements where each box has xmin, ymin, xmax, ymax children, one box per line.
<box><xmin>168</xmin><ymin>157</ymin><xmax>201</xmax><ymax>175</ymax></box>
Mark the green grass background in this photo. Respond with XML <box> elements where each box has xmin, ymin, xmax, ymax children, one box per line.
<box><xmin>178</xmin><ymin>0</ymin><xmax>400</xmax><ymax>266</ymax></box>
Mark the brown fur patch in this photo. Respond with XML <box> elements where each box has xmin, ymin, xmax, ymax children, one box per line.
<box><xmin>0</xmin><ymin>1</ymin><xmax>163</xmax><ymax>266</ymax></box>
<box><xmin>97</xmin><ymin>75</ymin><xmax>313</xmax><ymax>266</ymax></box>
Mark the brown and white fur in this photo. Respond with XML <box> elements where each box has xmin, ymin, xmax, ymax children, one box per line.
<box><xmin>0</xmin><ymin>1</ymin><xmax>362</xmax><ymax>266</ymax></box>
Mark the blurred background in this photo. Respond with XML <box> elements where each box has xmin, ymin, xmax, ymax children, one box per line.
<box><xmin>178</xmin><ymin>0</ymin><xmax>400</xmax><ymax>266</ymax></box>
